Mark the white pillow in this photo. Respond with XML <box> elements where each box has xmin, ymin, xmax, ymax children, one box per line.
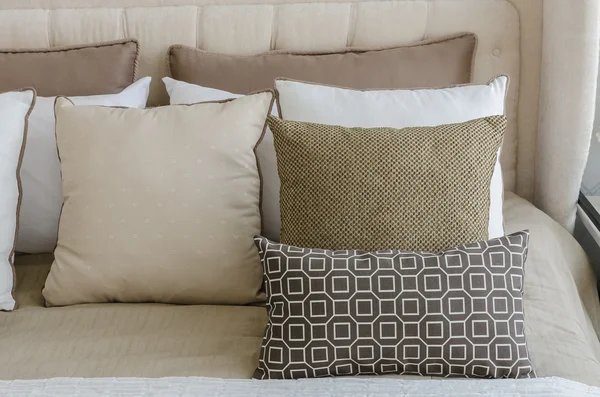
<box><xmin>17</xmin><ymin>77</ymin><xmax>152</xmax><ymax>253</ymax></box>
<box><xmin>163</xmin><ymin>77</ymin><xmax>282</xmax><ymax>241</ymax></box>
<box><xmin>275</xmin><ymin>76</ymin><xmax>509</xmax><ymax>239</ymax></box>
<box><xmin>0</xmin><ymin>89</ymin><xmax>35</xmax><ymax>310</ymax></box>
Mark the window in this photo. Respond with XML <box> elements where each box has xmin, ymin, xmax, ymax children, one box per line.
<box><xmin>580</xmin><ymin>66</ymin><xmax>600</xmax><ymax>224</ymax></box>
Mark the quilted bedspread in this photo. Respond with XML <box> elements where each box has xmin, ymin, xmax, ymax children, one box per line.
<box><xmin>1</xmin><ymin>376</ymin><xmax>599</xmax><ymax>396</ymax></box>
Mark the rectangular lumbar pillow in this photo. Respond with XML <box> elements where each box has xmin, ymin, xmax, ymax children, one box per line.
<box><xmin>253</xmin><ymin>231</ymin><xmax>535</xmax><ymax>379</ymax></box>
<box><xmin>268</xmin><ymin>115</ymin><xmax>505</xmax><ymax>253</ymax></box>
<box><xmin>168</xmin><ymin>33</ymin><xmax>476</xmax><ymax>94</ymax></box>
<box><xmin>0</xmin><ymin>39</ymin><xmax>139</xmax><ymax>96</ymax></box>
<box><xmin>17</xmin><ymin>77</ymin><xmax>151</xmax><ymax>254</ymax></box>
<box><xmin>0</xmin><ymin>89</ymin><xmax>35</xmax><ymax>311</ymax></box>
<box><xmin>43</xmin><ymin>92</ymin><xmax>274</xmax><ymax>306</ymax></box>
<box><xmin>275</xmin><ymin>76</ymin><xmax>509</xmax><ymax>240</ymax></box>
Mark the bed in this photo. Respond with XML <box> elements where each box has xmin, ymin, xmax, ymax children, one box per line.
<box><xmin>2</xmin><ymin>193</ymin><xmax>600</xmax><ymax>389</ymax></box>
<box><xmin>1</xmin><ymin>0</ymin><xmax>600</xmax><ymax>394</ymax></box>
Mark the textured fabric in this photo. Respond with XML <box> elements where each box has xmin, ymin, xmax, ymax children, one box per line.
<box><xmin>0</xmin><ymin>39</ymin><xmax>139</xmax><ymax>97</ymax></box>
<box><xmin>43</xmin><ymin>92</ymin><xmax>273</xmax><ymax>306</ymax></box>
<box><xmin>1</xmin><ymin>194</ymin><xmax>600</xmax><ymax>384</ymax></box>
<box><xmin>17</xmin><ymin>78</ymin><xmax>151</xmax><ymax>254</ymax></box>
<box><xmin>1</xmin><ymin>377</ymin><xmax>599</xmax><ymax>396</ymax></box>
<box><xmin>164</xmin><ymin>31</ymin><xmax>476</xmax><ymax>242</ymax></box>
<box><xmin>0</xmin><ymin>90</ymin><xmax>35</xmax><ymax>311</ymax></box>
<box><xmin>254</xmin><ymin>232</ymin><xmax>535</xmax><ymax>380</ymax></box>
<box><xmin>268</xmin><ymin>116</ymin><xmax>505</xmax><ymax>252</ymax></box>
<box><xmin>275</xmin><ymin>76</ymin><xmax>508</xmax><ymax>241</ymax></box>
<box><xmin>168</xmin><ymin>33</ymin><xmax>476</xmax><ymax>94</ymax></box>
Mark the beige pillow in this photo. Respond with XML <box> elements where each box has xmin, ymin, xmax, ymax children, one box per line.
<box><xmin>0</xmin><ymin>39</ymin><xmax>139</xmax><ymax>97</ymax></box>
<box><xmin>43</xmin><ymin>92</ymin><xmax>274</xmax><ymax>306</ymax></box>
<box><xmin>168</xmin><ymin>33</ymin><xmax>476</xmax><ymax>94</ymax></box>
<box><xmin>267</xmin><ymin>115</ymin><xmax>506</xmax><ymax>252</ymax></box>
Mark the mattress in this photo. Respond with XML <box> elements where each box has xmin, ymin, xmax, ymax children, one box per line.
<box><xmin>1</xmin><ymin>192</ymin><xmax>600</xmax><ymax>386</ymax></box>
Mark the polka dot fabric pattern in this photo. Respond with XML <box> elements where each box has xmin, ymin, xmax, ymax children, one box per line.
<box><xmin>43</xmin><ymin>92</ymin><xmax>274</xmax><ymax>307</ymax></box>
<box><xmin>253</xmin><ymin>231</ymin><xmax>535</xmax><ymax>380</ymax></box>
<box><xmin>268</xmin><ymin>115</ymin><xmax>506</xmax><ymax>253</ymax></box>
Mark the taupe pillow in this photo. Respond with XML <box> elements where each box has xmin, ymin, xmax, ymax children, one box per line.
<box><xmin>0</xmin><ymin>39</ymin><xmax>139</xmax><ymax>96</ymax></box>
<box><xmin>43</xmin><ymin>92</ymin><xmax>274</xmax><ymax>306</ymax></box>
<box><xmin>254</xmin><ymin>231</ymin><xmax>535</xmax><ymax>379</ymax></box>
<box><xmin>168</xmin><ymin>33</ymin><xmax>476</xmax><ymax>94</ymax></box>
<box><xmin>267</xmin><ymin>115</ymin><xmax>506</xmax><ymax>253</ymax></box>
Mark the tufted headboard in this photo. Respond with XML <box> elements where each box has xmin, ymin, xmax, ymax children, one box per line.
<box><xmin>0</xmin><ymin>0</ymin><xmax>598</xmax><ymax>233</ymax></box>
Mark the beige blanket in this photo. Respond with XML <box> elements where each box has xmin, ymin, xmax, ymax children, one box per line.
<box><xmin>1</xmin><ymin>192</ymin><xmax>599</xmax><ymax>385</ymax></box>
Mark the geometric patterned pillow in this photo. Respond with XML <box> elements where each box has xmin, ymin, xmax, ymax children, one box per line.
<box><xmin>253</xmin><ymin>231</ymin><xmax>535</xmax><ymax>380</ymax></box>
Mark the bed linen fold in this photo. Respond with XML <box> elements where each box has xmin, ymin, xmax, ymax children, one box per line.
<box><xmin>1</xmin><ymin>376</ymin><xmax>600</xmax><ymax>397</ymax></box>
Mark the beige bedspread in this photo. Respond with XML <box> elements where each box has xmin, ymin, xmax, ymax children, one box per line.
<box><xmin>1</xmin><ymin>192</ymin><xmax>600</xmax><ymax>385</ymax></box>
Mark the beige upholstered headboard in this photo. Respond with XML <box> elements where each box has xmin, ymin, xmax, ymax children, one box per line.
<box><xmin>0</xmin><ymin>0</ymin><xmax>598</xmax><ymax>233</ymax></box>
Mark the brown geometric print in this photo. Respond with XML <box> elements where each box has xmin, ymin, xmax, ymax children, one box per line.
<box><xmin>253</xmin><ymin>231</ymin><xmax>535</xmax><ymax>380</ymax></box>
<box><xmin>268</xmin><ymin>115</ymin><xmax>506</xmax><ymax>253</ymax></box>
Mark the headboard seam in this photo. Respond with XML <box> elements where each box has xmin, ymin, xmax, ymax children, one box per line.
<box><xmin>270</xmin><ymin>5</ymin><xmax>278</xmax><ymax>50</ymax></box>
<box><xmin>46</xmin><ymin>10</ymin><xmax>52</xmax><ymax>47</ymax></box>
<box><xmin>345</xmin><ymin>2</ymin><xmax>357</xmax><ymax>47</ymax></box>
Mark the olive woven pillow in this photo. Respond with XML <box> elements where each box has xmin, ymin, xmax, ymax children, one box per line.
<box><xmin>267</xmin><ymin>115</ymin><xmax>506</xmax><ymax>252</ymax></box>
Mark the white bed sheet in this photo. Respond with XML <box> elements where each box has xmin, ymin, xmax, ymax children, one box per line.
<box><xmin>1</xmin><ymin>376</ymin><xmax>599</xmax><ymax>397</ymax></box>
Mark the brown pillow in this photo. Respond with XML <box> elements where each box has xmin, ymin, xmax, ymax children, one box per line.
<box><xmin>267</xmin><ymin>115</ymin><xmax>506</xmax><ymax>253</ymax></box>
<box><xmin>167</xmin><ymin>33</ymin><xmax>476</xmax><ymax>94</ymax></box>
<box><xmin>0</xmin><ymin>39</ymin><xmax>139</xmax><ymax>96</ymax></box>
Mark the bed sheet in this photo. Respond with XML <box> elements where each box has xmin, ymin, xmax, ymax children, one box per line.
<box><xmin>1</xmin><ymin>192</ymin><xmax>599</xmax><ymax>386</ymax></box>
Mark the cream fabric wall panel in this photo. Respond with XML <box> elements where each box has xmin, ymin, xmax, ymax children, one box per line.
<box><xmin>0</xmin><ymin>10</ymin><xmax>49</xmax><ymax>47</ymax></box>
<box><xmin>50</xmin><ymin>9</ymin><xmax>124</xmax><ymax>45</ymax></box>
<box><xmin>2</xmin><ymin>0</ymin><xmax>593</xmax><ymax>234</ymax></box>
<box><xmin>508</xmin><ymin>0</ymin><xmax>543</xmax><ymax>201</ymax></box>
<box><xmin>351</xmin><ymin>2</ymin><xmax>428</xmax><ymax>46</ymax></box>
<box><xmin>536</xmin><ymin>0</ymin><xmax>600</xmax><ymax>232</ymax></box>
<box><xmin>199</xmin><ymin>5</ymin><xmax>274</xmax><ymax>54</ymax></box>
<box><xmin>0</xmin><ymin>0</ymin><xmax>412</xmax><ymax>7</ymax></box>
<box><xmin>275</xmin><ymin>4</ymin><xmax>352</xmax><ymax>50</ymax></box>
